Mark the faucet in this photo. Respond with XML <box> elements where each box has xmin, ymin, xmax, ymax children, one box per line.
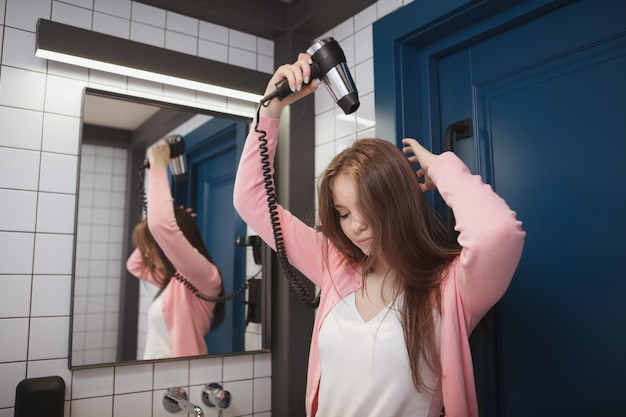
<box><xmin>163</xmin><ymin>387</ymin><xmax>204</xmax><ymax>417</ymax></box>
<box><xmin>202</xmin><ymin>383</ymin><xmax>231</xmax><ymax>410</ymax></box>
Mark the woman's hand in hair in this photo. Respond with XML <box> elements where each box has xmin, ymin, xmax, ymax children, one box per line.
<box><xmin>260</xmin><ymin>53</ymin><xmax>319</xmax><ymax>119</ymax></box>
<box><xmin>402</xmin><ymin>138</ymin><xmax>437</xmax><ymax>194</ymax></box>
<box><xmin>179</xmin><ymin>205</ymin><xmax>197</xmax><ymax>218</ymax></box>
<box><xmin>148</xmin><ymin>139</ymin><xmax>171</xmax><ymax>169</ymax></box>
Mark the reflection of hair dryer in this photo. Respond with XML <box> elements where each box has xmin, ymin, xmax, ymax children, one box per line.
<box><xmin>166</xmin><ymin>135</ymin><xmax>187</xmax><ymax>182</ymax></box>
<box><xmin>264</xmin><ymin>37</ymin><xmax>360</xmax><ymax>115</ymax></box>
<box><xmin>140</xmin><ymin>135</ymin><xmax>187</xmax><ymax>181</ymax></box>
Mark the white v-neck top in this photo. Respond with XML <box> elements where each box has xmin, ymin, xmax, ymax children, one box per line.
<box><xmin>143</xmin><ymin>293</ymin><xmax>170</xmax><ymax>359</ymax></box>
<box><xmin>317</xmin><ymin>292</ymin><xmax>443</xmax><ymax>417</ymax></box>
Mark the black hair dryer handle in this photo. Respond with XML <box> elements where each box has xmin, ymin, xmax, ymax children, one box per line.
<box><xmin>273</xmin><ymin>63</ymin><xmax>321</xmax><ymax>100</ymax></box>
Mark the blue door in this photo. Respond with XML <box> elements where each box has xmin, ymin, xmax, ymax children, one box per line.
<box><xmin>172</xmin><ymin>117</ymin><xmax>248</xmax><ymax>355</ymax></box>
<box><xmin>375</xmin><ymin>0</ymin><xmax>626</xmax><ymax>415</ymax></box>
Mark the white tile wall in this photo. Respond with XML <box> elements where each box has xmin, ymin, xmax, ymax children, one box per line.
<box><xmin>0</xmin><ymin>0</ymin><xmax>416</xmax><ymax>415</ymax></box>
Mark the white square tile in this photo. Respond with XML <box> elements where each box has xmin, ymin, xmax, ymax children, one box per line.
<box><xmin>130</xmin><ymin>21</ymin><xmax>165</xmax><ymax>48</ymax></box>
<box><xmin>355</xmin><ymin>4</ymin><xmax>377</xmax><ymax>31</ymax></box>
<box><xmin>0</xmin><ymin>189</ymin><xmax>37</xmax><ymax>232</ymax></box>
<box><xmin>44</xmin><ymin>75</ymin><xmax>86</xmax><ymax>117</ymax></box>
<box><xmin>5</xmin><ymin>0</ymin><xmax>51</xmax><ymax>31</ymax></box>
<box><xmin>0</xmin><ymin>106</ymin><xmax>43</xmax><ymax>150</ymax></box>
<box><xmin>377</xmin><ymin>0</ymin><xmax>404</xmax><ymax>19</ymax></box>
<box><xmin>33</xmin><ymin>233</ymin><xmax>74</xmax><ymax>275</ymax></box>
<box><xmin>94</xmin><ymin>0</ymin><xmax>130</xmax><ymax>19</ymax></box>
<box><xmin>0</xmin><ymin>361</ymin><xmax>26</xmax><ymax>408</ymax></box>
<box><xmin>257</xmin><ymin>54</ymin><xmax>273</xmax><ymax>74</ymax></box>
<box><xmin>2</xmin><ymin>27</ymin><xmax>46</xmax><ymax>73</ymax></box>
<box><xmin>223</xmin><ymin>355</ymin><xmax>253</xmax><ymax>382</ymax></box>
<box><xmin>0</xmin><ymin>318</ymin><xmax>29</xmax><ymax>362</ymax></box>
<box><xmin>257</xmin><ymin>37</ymin><xmax>273</xmax><ymax>57</ymax></box>
<box><xmin>0</xmin><ymin>275</ymin><xmax>31</xmax><ymax>318</ymax></box>
<box><xmin>166</xmin><ymin>11</ymin><xmax>198</xmax><ymax>37</ymax></box>
<box><xmin>51</xmin><ymin>1</ymin><xmax>93</xmax><ymax>30</ymax></box>
<box><xmin>114</xmin><ymin>363</ymin><xmax>154</xmax><ymax>394</ymax></box>
<box><xmin>93</xmin><ymin>11</ymin><xmax>130</xmax><ymax>39</ymax></box>
<box><xmin>113</xmin><ymin>391</ymin><xmax>152</xmax><ymax>417</ymax></box>
<box><xmin>189</xmin><ymin>356</ymin><xmax>222</xmax><ymax>385</ymax></box>
<box><xmin>38</xmin><ymin>152</ymin><xmax>78</xmax><ymax>194</ymax></box>
<box><xmin>71</xmin><ymin>396</ymin><xmax>113</xmax><ymax>417</ymax></box>
<box><xmin>253</xmin><ymin>376</ymin><xmax>271</xmax><ymax>413</ymax></box>
<box><xmin>198</xmin><ymin>39</ymin><xmax>228</xmax><ymax>63</ymax></box>
<box><xmin>0</xmin><ymin>0</ymin><xmax>6</xmax><ymax>23</ymax></box>
<box><xmin>28</xmin><ymin>316</ymin><xmax>69</xmax><ymax>360</ymax></box>
<box><xmin>0</xmin><ymin>231</ymin><xmax>35</xmax><ymax>274</ymax></box>
<box><xmin>0</xmin><ymin>147</ymin><xmax>40</xmax><ymax>190</ymax></box>
<box><xmin>340</xmin><ymin>35</ymin><xmax>355</xmax><ymax>68</ymax></box>
<box><xmin>131</xmin><ymin>2</ymin><xmax>165</xmax><ymax>27</ymax></box>
<box><xmin>165</xmin><ymin>30</ymin><xmax>197</xmax><ymax>56</ymax></box>
<box><xmin>42</xmin><ymin>113</ymin><xmax>81</xmax><ymax>155</ymax></box>
<box><xmin>355</xmin><ymin>57</ymin><xmax>374</xmax><ymax>95</ymax></box>
<box><xmin>0</xmin><ymin>66</ymin><xmax>46</xmax><ymax>111</ymax></box>
<box><xmin>314</xmin><ymin>140</ymin><xmax>335</xmax><ymax>179</ymax></box>
<box><xmin>26</xmin><ymin>358</ymin><xmax>72</xmax><ymax>400</ymax></box>
<box><xmin>153</xmin><ymin>360</ymin><xmax>189</xmax><ymax>389</ymax></box>
<box><xmin>228</xmin><ymin>47</ymin><xmax>256</xmax><ymax>69</ymax></box>
<box><xmin>315</xmin><ymin>110</ymin><xmax>335</xmax><ymax>146</ymax></box>
<box><xmin>229</xmin><ymin>29</ymin><xmax>256</xmax><ymax>52</ymax></box>
<box><xmin>354</xmin><ymin>25</ymin><xmax>373</xmax><ymax>64</ymax></box>
<box><xmin>333</xmin><ymin>17</ymin><xmax>354</xmax><ymax>42</ymax></box>
<box><xmin>253</xmin><ymin>353</ymin><xmax>271</xmax><ymax>378</ymax></box>
<box><xmin>199</xmin><ymin>21</ymin><xmax>228</xmax><ymax>44</ymax></box>
<box><xmin>72</xmin><ymin>367</ymin><xmax>114</xmax><ymax>398</ymax></box>
<box><xmin>30</xmin><ymin>275</ymin><xmax>72</xmax><ymax>316</ymax></box>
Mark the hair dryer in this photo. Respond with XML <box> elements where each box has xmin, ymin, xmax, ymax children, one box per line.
<box><xmin>141</xmin><ymin>135</ymin><xmax>187</xmax><ymax>181</ymax></box>
<box><xmin>265</xmin><ymin>37</ymin><xmax>360</xmax><ymax>115</ymax></box>
<box><xmin>166</xmin><ymin>135</ymin><xmax>187</xmax><ymax>181</ymax></box>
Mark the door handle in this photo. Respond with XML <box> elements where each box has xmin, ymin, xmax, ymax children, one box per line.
<box><xmin>442</xmin><ymin>118</ymin><xmax>471</xmax><ymax>241</ymax></box>
<box><xmin>444</xmin><ymin>118</ymin><xmax>472</xmax><ymax>152</ymax></box>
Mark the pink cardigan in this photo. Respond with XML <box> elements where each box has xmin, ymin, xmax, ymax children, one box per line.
<box><xmin>233</xmin><ymin>117</ymin><xmax>525</xmax><ymax>417</ymax></box>
<box><xmin>126</xmin><ymin>166</ymin><xmax>222</xmax><ymax>357</ymax></box>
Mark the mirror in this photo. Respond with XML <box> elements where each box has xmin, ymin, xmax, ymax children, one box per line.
<box><xmin>70</xmin><ymin>88</ymin><xmax>266</xmax><ymax>368</ymax></box>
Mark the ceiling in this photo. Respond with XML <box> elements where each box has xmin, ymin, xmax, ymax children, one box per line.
<box><xmin>135</xmin><ymin>0</ymin><xmax>377</xmax><ymax>41</ymax></box>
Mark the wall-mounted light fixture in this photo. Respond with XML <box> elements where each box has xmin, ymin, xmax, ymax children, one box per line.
<box><xmin>35</xmin><ymin>19</ymin><xmax>267</xmax><ymax>103</ymax></box>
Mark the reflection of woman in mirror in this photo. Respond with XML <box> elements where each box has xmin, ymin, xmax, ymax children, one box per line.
<box><xmin>234</xmin><ymin>55</ymin><xmax>525</xmax><ymax>416</ymax></box>
<box><xmin>127</xmin><ymin>140</ymin><xmax>225</xmax><ymax>359</ymax></box>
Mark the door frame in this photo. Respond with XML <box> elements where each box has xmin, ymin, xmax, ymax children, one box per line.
<box><xmin>372</xmin><ymin>0</ymin><xmax>574</xmax><ymax>414</ymax></box>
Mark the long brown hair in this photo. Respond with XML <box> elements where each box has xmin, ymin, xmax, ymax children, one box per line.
<box><xmin>131</xmin><ymin>205</ymin><xmax>225</xmax><ymax>330</ymax></box>
<box><xmin>318</xmin><ymin>138</ymin><xmax>461</xmax><ymax>391</ymax></box>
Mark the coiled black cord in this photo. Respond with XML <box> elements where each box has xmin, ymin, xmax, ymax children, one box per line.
<box><xmin>254</xmin><ymin>99</ymin><xmax>320</xmax><ymax>309</ymax></box>
<box><xmin>137</xmin><ymin>165</ymin><xmax>248</xmax><ymax>303</ymax></box>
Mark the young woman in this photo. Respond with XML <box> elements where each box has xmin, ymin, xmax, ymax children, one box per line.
<box><xmin>127</xmin><ymin>139</ymin><xmax>224</xmax><ymax>359</ymax></box>
<box><xmin>233</xmin><ymin>54</ymin><xmax>525</xmax><ymax>416</ymax></box>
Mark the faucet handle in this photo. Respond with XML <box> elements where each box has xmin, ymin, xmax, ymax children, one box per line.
<box><xmin>162</xmin><ymin>387</ymin><xmax>204</xmax><ymax>416</ymax></box>
<box><xmin>202</xmin><ymin>383</ymin><xmax>231</xmax><ymax>409</ymax></box>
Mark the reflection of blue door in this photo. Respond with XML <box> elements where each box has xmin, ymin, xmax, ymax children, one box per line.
<box><xmin>375</xmin><ymin>1</ymin><xmax>626</xmax><ymax>415</ymax></box>
<box><xmin>172</xmin><ymin>117</ymin><xmax>248</xmax><ymax>355</ymax></box>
